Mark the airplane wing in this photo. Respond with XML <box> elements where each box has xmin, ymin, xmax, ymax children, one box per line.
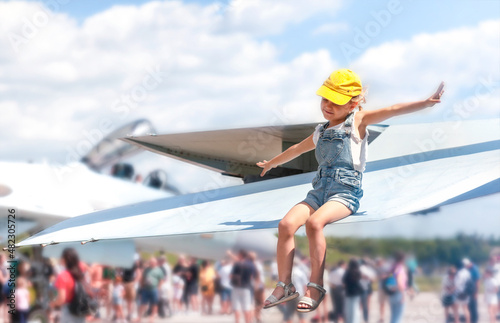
<box><xmin>121</xmin><ymin>123</ymin><xmax>387</xmax><ymax>177</ymax></box>
<box><xmin>17</xmin><ymin>119</ymin><xmax>500</xmax><ymax>247</ymax></box>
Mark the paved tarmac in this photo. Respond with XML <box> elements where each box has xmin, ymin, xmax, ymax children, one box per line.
<box><xmin>101</xmin><ymin>291</ymin><xmax>494</xmax><ymax>323</ymax></box>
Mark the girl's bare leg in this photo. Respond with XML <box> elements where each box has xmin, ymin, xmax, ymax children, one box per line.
<box><xmin>263</xmin><ymin>202</ymin><xmax>313</xmax><ymax>307</ymax></box>
<box><xmin>298</xmin><ymin>201</ymin><xmax>351</xmax><ymax>310</ymax></box>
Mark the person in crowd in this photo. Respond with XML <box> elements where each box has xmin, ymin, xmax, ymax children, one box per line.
<box><xmin>329</xmin><ymin>260</ymin><xmax>346</xmax><ymax>323</ymax></box>
<box><xmin>455</xmin><ymin>260</ymin><xmax>472</xmax><ymax>323</ymax></box>
<box><xmin>135</xmin><ymin>259</ymin><xmax>145</xmax><ymax>318</ymax></box>
<box><xmin>217</xmin><ymin>257</ymin><xmax>233</xmax><ymax>315</ymax></box>
<box><xmin>406</xmin><ymin>254</ymin><xmax>419</xmax><ymax>299</ymax></box>
<box><xmin>50</xmin><ymin>248</ymin><xmax>92</xmax><ymax>323</ymax></box>
<box><xmin>157</xmin><ymin>255</ymin><xmax>172</xmax><ymax>318</ymax></box>
<box><xmin>375</xmin><ymin>257</ymin><xmax>391</xmax><ymax>323</ymax></box>
<box><xmin>249</xmin><ymin>252</ymin><xmax>265</xmax><ymax>323</ymax></box>
<box><xmin>343</xmin><ymin>258</ymin><xmax>363</xmax><ymax>323</ymax></box>
<box><xmin>111</xmin><ymin>275</ymin><xmax>125</xmax><ymax>323</ymax></box>
<box><xmin>88</xmin><ymin>262</ymin><xmax>103</xmax><ymax>320</ymax></box>
<box><xmin>463</xmin><ymin>258</ymin><xmax>480</xmax><ymax>323</ymax></box>
<box><xmin>15</xmin><ymin>276</ymin><xmax>30</xmax><ymax>323</ymax></box>
<box><xmin>172</xmin><ymin>269</ymin><xmax>185</xmax><ymax>314</ymax></box>
<box><xmin>199</xmin><ymin>260</ymin><xmax>217</xmax><ymax>315</ymax></box>
<box><xmin>483</xmin><ymin>268</ymin><xmax>499</xmax><ymax>323</ymax></box>
<box><xmin>388</xmin><ymin>252</ymin><xmax>407</xmax><ymax>323</ymax></box>
<box><xmin>360</xmin><ymin>258</ymin><xmax>376</xmax><ymax>323</ymax></box>
<box><xmin>186</xmin><ymin>257</ymin><xmax>200</xmax><ymax>312</ymax></box>
<box><xmin>173</xmin><ymin>255</ymin><xmax>189</xmax><ymax>311</ymax></box>
<box><xmin>230</xmin><ymin>250</ymin><xmax>257</xmax><ymax>323</ymax></box>
<box><xmin>101</xmin><ymin>265</ymin><xmax>116</xmax><ymax>321</ymax></box>
<box><xmin>442</xmin><ymin>266</ymin><xmax>459</xmax><ymax>323</ymax></box>
<box><xmin>42</xmin><ymin>257</ymin><xmax>56</xmax><ymax>283</ymax></box>
<box><xmin>136</xmin><ymin>257</ymin><xmax>165</xmax><ymax>323</ymax></box>
<box><xmin>173</xmin><ymin>255</ymin><xmax>191</xmax><ymax>311</ymax></box>
<box><xmin>122</xmin><ymin>255</ymin><xmax>140</xmax><ymax>321</ymax></box>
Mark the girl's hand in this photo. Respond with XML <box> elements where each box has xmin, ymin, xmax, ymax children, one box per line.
<box><xmin>256</xmin><ymin>160</ymin><xmax>275</xmax><ymax>177</ymax></box>
<box><xmin>425</xmin><ymin>81</ymin><xmax>445</xmax><ymax>107</ymax></box>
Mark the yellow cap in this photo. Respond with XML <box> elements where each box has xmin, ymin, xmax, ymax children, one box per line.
<box><xmin>316</xmin><ymin>69</ymin><xmax>362</xmax><ymax>105</ymax></box>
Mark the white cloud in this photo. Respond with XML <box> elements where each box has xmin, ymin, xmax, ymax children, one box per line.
<box><xmin>313</xmin><ymin>22</ymin><xmax>349</xmax><ymax>35</ymax></box>
<box><xmin>350</xmin><ymin>19</ymin><xmax>500</xmax><ymax>124</ymax></box>
<box><xmin>0</xmin><ymin>1</ymin><xmax>498</xmax><ymax>171</ymax></box>
<box><xmin>223</xmin><ymin>0</ymin><xmax>343</xmax><ymax>35</ymax></box>
<box><xmin>0</xmin><ymin>0</ymin><xmax>341</xmax><ymax>166</ymax></box>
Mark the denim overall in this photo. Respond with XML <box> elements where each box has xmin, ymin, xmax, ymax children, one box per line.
<box><xmin>302</xmin><ymin>112</ymin><xmax>363</xmax><ymax>213</ymax></box>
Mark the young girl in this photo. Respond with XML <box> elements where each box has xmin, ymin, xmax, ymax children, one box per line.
<box><xmin>15</xmin><ymin>277</ymin><xmax>30</xmax><ymax>323</ymax></box>
<box><xmin>442</xmin><ymin>266</ymin><xmax>459</xmax><ymax>323</ymax></box>
<box><xmin>258</xmin><ymin>69</ymin><xmax>444</xmax><ymax>312</ymax></box>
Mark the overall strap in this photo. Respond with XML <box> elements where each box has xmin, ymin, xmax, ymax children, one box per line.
<box><xmin>343</xmin><ymin>112</ymin><xmax>355</xmax><ymax>136</ymax></box>
<box><xmin>344</xmin><ymin>112</ymin><xmax>355</xmax><ymax>128</ymax></box>
<box><xmin>319</xmin><ymin>121</ymin><xmax>330</xmax><ymax>137</ymax></box>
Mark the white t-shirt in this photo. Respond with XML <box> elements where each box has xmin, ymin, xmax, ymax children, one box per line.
<box><xmin>312</xmin><ymin>112</ymin><xmax>369</xmax><ymax>172</ymax></box>
<box><xmin>441</xmin><ymin>274</ymin><xmax>455</xmax><ymax>296</ymax></box>
<box><xmin>329</xmin><ymin>267</ymin><xmax>345</xmax><ymax>286</ymax></box>
<box><xmin>484</xmin><ymin>277</ymin><xmax>499</xmax><ymax>305</ymax></box>
<box><xmin>112</xmin><ymin>284</ymin><xmax>124</xmax><ymax>300</ymax></box>
<box><xmin>15</xmin><ymin>288</ymin><xmax>30</xmax><ymax>311</ymax></box>
<box><xmin>161</xmin><ymin>263</ymin><xmax>172</xmax><ymax>294</ymax></box>
<box><xmin>455</xmin><ymin>268</ymin><xmax>471</xmax><ymax>294</ymax></box>
<box><xmin>292</xmin><ymin>265</ymin><xmax>309</xmax><ymax>296</ymax></box>
<box><xmin>218</xmin><ymin>263</ymin><xmax>233</xmax><ymax>290</ymax></box>
<box><xmin>493</xmin><ymin>263</ymin><xmax>500</xmax><ymax>284</ymax></box>
<box><xmin>360</xmin><ymin>264</ymin><xmax>376</xmax><ymax>290</ymax></box>
<box><xmin>172</xmin><ymin>274</ymin><xmax>184</xmax><ymax>300</ymax></box>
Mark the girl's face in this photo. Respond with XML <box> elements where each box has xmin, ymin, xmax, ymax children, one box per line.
<box><xmin>320</xmin><ymin>97</ymin><xmax>356</xmax><ymax>124</ymax></box>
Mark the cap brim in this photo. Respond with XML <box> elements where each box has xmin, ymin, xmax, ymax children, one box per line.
<box><xmin>316</xmin><ymin>85</ymin><xmax>352</xmax><ymax>105</ymax></box>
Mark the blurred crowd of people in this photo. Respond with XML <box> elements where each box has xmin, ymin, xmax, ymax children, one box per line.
<box><xmin>0</xmin><ymin>249</ymin><xmax>498</xmax><ymax>323</ymax></box>
<box><xmin>0</xmin><ymin>248</ymin><xmax>268</xmax><ymax>323</ymax></box>
<box><xmin>315</xmin><ymin>252</ymin><xmax>418</xmax><ymax>323</ymax></box>
<box><xmin>441</xmin><ymin>254</ymin><xmax>500</xmax><ymax>323</ymax></box>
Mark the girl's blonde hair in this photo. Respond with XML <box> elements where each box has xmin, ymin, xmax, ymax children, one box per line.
<box><xmin>350</xmin><ymin>87</ymin><xmax>368</xmax><ymax>111</ymax></box>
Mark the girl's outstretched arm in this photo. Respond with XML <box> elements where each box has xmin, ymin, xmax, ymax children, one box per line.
<box><xmin>257</xmin><ymin>134</ymin><xmax>315</xmax><ymax>177</ymax></box>
<box><xmin>358</xmin><ymin>82</ymin><xmax>445</xmax><ymax>128</ymax></box>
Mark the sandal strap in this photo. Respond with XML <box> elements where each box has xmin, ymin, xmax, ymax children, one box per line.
<box><xmin>276</xmin><ymin>281</ymin><xmax>295</xmax><ymax>297</ymax></box>
<box><xmin>298</xmin><ymin>296</ymin><xmax>315</xmax><ymax>307</ymax></box>
<box><xmin>276</xmin><ymin>281</ymin><xmax>286</xmax><ymax>289</ymax></box>
<box><xmin>265</xmin><ymin>294</ymin><xmax>278</xmax><ymax>303</ymax></box>
<box><xmin>307</xmin><ymin>282</ymin><xmax>326</xmax><ymax>295</ymax></box>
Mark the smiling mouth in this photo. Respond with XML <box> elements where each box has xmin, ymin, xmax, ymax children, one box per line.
<box><xmin>323</xmin><ymin>110</ymin><xmax>334</xmax><ymax>115</ymax></box>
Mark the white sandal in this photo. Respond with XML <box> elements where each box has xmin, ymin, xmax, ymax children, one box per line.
<box><xmin>263</xmin><ymin>281</ymin><xmax>299</xmax><ymax>309</ymax></box>
<box><xmin>296</xmin><ymin>282</ymin><xmax>327</xmax><ymax>313</ymax></box>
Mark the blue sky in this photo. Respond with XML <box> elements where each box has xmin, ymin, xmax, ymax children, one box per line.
<box><xmin>0</xmin><ymin>0</ymin><xmax>499</xmax><ymax>208</ymax></box>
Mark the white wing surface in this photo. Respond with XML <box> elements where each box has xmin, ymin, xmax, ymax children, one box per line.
<box><xmin>17</xmin><ymin>119</ymin><xmax>500</xmax><ymax>247</ymax></box>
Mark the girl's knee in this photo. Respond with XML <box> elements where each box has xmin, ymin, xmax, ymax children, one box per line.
<box><xmin>278</xmin><ymin>219</ymin><xmax>298</xmax><ymax>236</ymax></box>
<box><xmin>305</xmin><ymin>217</ymin><xmax>324</xmax><ymax>233</ymax></box>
